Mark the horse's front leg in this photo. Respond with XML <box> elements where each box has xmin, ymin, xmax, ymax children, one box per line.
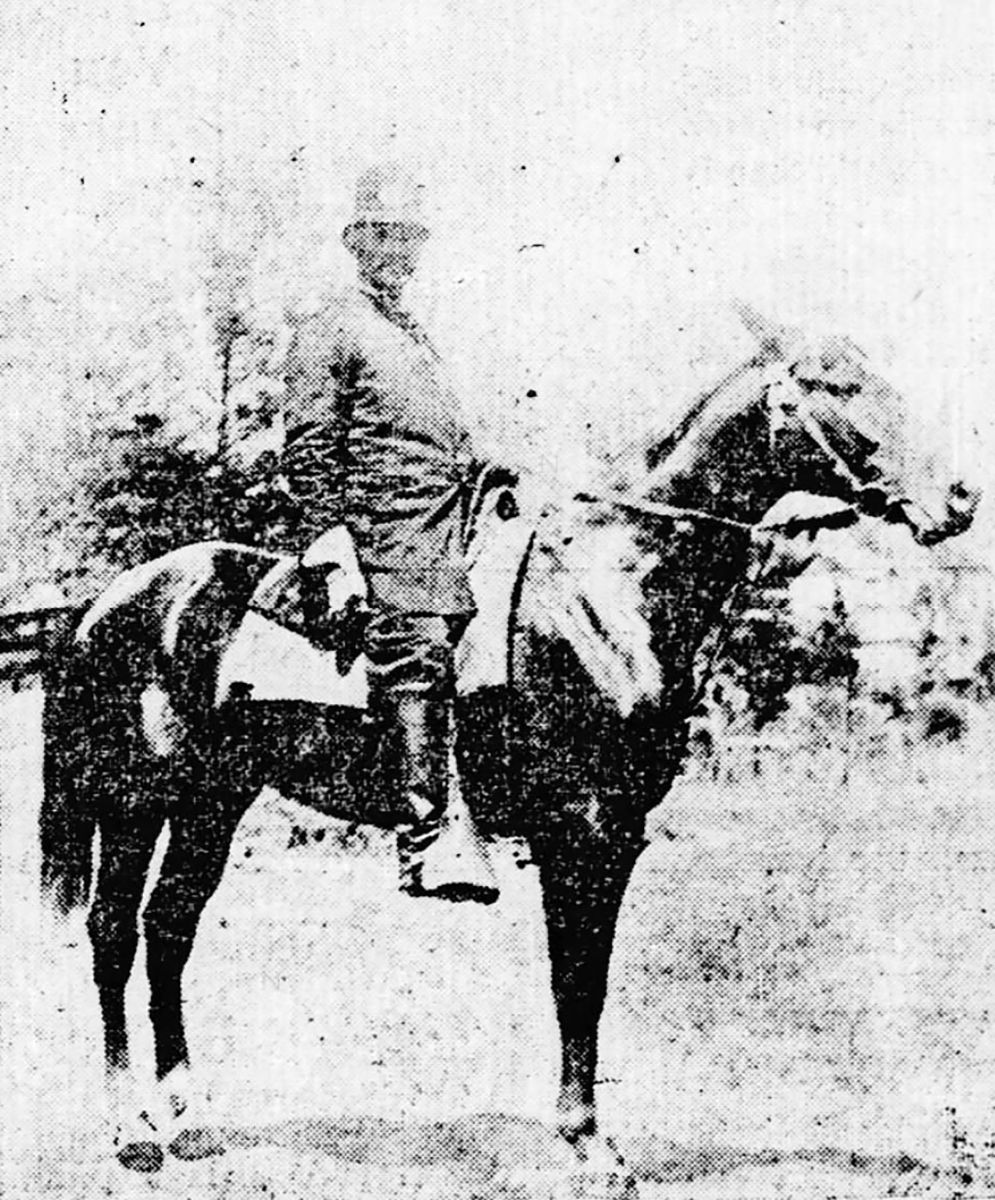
<box><xmin>535</xmin><ymin>815</ymin><xmax>645</xmax><ymax>1152</ymax></box>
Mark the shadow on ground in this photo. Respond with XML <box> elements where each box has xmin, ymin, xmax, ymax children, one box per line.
<box><xmin>162</xmin><ymin>1112</ymin><xmax>964</xmax><ymax>1197</ymax></box>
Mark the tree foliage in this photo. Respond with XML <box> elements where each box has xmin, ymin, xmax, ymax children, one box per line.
<box><xmin>84</xmin><ymin>421</ymin><xmax>294</xmax><ymax>574</ymax></box>
<box><xmin>0</xmin><ymin>183</ymin><xmax>294</xmax><ymax>609</ymax></box>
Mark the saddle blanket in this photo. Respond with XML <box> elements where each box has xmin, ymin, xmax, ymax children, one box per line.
<box><xmin>216</xmin><ymin>504</ymin><xmax>534</xmax><ymax>708</ymax></box>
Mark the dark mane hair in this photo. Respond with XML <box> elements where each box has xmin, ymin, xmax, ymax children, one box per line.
<box><xmin>596</xmin><ymin>353</ymin><xmax>764</xmax><ymax>490</ymax></box>
<box><xmin>644</xmin><ymin>355</ymin><xmax>763</xmax><ymax>471</ymax></box>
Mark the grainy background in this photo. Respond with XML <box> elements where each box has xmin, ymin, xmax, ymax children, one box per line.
<box><xmin>2</xmin><ymin>1</ymin><xmax>994</xmax><ymax>1195</ymax></box>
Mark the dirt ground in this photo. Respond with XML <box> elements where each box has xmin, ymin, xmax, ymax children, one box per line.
<box><xmin>4</xmin><ymin>684</ymin><xmax>995</xmax><ymax>1199</ymax></box>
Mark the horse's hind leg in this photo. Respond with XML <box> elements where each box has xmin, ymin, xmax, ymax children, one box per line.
<box><xmin>87</xmin><ymin>800</ymin><xmax>166</xmax><ymax>1170</ymax></box>
<box><xmin>88</xmin><ymin>807</ymin><xmax>165</xmax><ymax>1072</ymax></box>
<box><xmin>141</xmin><ymin>787</ymin><xmax>247</xmax><ymax>1149</ymax></box>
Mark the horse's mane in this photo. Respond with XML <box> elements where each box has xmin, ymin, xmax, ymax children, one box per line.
<box><xmin>642</xmin><ymin>355</ymin><xmax>762</xmax><ymax>471</ymax></box>
<box><xmin>595</xmin><ymin>352</ymin><xmax>763</xmax><ymax>491</ymax></box>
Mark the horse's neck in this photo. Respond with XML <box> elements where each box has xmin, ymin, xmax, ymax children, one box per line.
<box><xmin>520</xmin><ymin>360</ymin><xmax>785</xmax><ymax>717</ymax></box>
<box><xmin>635</xmin><ymin>365</ymin><xmax>780</xmax><ymax>672</ymax></box>
<box><xmin>631</xmin><ymin>359</ymin><xmax>780</xmax><ymax>529</ymax></box>
<box><xmin>544</xmin><ymin>361</ymin><xmax>776</xmax><ymax>713</ymax></box>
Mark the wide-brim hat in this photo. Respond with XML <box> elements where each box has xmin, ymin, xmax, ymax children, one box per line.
<box><xmin>345</xmin><ymin>164</ymin><xmax>430</xmax><ymax>234</ymax></box>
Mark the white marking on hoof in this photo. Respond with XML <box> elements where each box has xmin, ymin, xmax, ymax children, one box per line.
<box><xmin>140</xmin><ymin>682</ymin><xmax>184</xmax><ymax>757</ymax></box>
<box><xmin>503</xmin><ymin>1129</ymin><xmax>637</xmax><ymax>1199</ymax></box>
<box><xmin>158</xmin><ymin>1063</ymin><xmax>214</xmax><ymax>1127</ymax></box>
<box><xmin>158</xmin><ymin>1062</ymin><xmax>192</xmax><ymax>1122</ymax></box>
<box><xmin>556</xmin><ymin>1100</ymin><xmax>597</xmax><ymax>1143</ymax></box>
<box><xmin>158</xmin><ymin>1065</ymin><xmax>226</xmax><ymax>1162</ymax></box>
<box><xmin>572</xmin><ymin>1132</ymin><xmax>627</xmax><ymax>1172</ymax></box>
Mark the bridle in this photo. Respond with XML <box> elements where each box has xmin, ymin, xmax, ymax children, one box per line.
<box><xmin>581</xmin><ymin>357</ymin><xmax>898</xmax><ymax>710</ymax></box>
<box><xmin>579</xmin><ymin>357</ymin><xmax>903</xmax><ymax>537</ymax></box>
<box><xmin>765</xmin><ymin>364</ymin><xmax>904</xmax><ymax>519</ymax></box>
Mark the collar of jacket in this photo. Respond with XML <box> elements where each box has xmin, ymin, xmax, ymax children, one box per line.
<box><xmin>359</xmin><ymin>285</ymin><xmax>423</xmax><ymax>336</ymax></box>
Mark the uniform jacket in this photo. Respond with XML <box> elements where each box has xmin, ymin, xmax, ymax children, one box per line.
<box><xmin>283</xmin><ymin>286</ymin><xmax>476</xmax><ymax>616</ymax></box>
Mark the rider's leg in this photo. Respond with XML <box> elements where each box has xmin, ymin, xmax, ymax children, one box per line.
<box><xmin>366</xmin><ymin>612</ymin><xmax>498</xmax><ymax>904</ymax></box>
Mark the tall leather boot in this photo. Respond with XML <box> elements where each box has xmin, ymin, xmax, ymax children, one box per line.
<box><xmin>393</xmin><ymin>695</ymin><xmax>499</xmax><ymax>905</ymax></box>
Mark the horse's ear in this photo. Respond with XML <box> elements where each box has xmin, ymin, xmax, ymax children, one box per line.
<box><xmin>732</xmin><ymin>301</ymin><xmax>804</xmax><ymax>362</ymax></box>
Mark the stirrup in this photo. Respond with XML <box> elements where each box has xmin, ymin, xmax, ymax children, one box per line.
<box><xmin>397</xmin><ymin>812</ymin><xmax>499</xmax><ymax>905</ymax></box>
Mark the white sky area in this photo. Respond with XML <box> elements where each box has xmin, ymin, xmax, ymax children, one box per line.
<box><xmin>1</xmin><ymin>0</ymin><xmax>993</xmax><ymax>559</ymax></box>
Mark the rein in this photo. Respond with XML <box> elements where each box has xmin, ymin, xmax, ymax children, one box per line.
<box><xmin>577</xmin><ymin>494</ymin><xmax>756</xmax><ymax>534</ymax></box>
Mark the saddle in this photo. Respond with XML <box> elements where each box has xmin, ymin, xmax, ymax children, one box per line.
<box><xmin>246</xmin><ymin>527</ymin><xmax>372</xmax><ymax>674</ymax></box>
<box><xmin>216</xmin><ymin>470</ymin><xmax>533</xmax><ymax>708</ymax></box>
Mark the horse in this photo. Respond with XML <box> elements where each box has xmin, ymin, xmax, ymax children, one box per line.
<box><xmin>39</xmin><ymin>311</ymin><xmax>979</xmax><ymax>1181</ymax></box>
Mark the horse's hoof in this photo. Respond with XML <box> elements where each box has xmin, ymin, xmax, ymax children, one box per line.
<box><xmin>558</xmin><ymin>1132</ymin><xmax>637</xmax><ymax>1199</ymax></box>
<box><xmin>556</xmin><ymin>1104</ymin><xmax>597</xmax><ymax>1145</ymax></box>
<box><xmin>574</xmin><ymin>1134</ymin><xmax>625</xmax><ymax>1170</ymax></box>
<box><xmin>169</xmin><ymin>1126</ymin><xmax>226</xmax><ymax>1161</ymax></box>
<box><xmin>508</xmin><ymin>1163</ymin><xmax>638</xmax><ymax>1199</ymax></box>
<box><xmin>116</xmin><ymin>1141</ymin><xmax>165</xmax><ymax>1173</ymax></box>
<box><xmin>503</xmin><ymin>1128</ymin><xmax>636</xmax><ymax>1200</ymax></box>
<box><xmin>553</xmin><ymin>1167</ymin><xmax>639</xmax><ymax>1199</ymax></box>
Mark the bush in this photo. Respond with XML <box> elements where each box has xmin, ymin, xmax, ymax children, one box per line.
<box><xmin>720</xmin><ymin>586</ymin><xmax>859</xmax><ymax>730</ymax></box>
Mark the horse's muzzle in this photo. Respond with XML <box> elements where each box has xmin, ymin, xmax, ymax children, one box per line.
<box><xmin>903</xmin><ymin>479</ymin><xmax>982</xmax><ymax>546</ymax></box>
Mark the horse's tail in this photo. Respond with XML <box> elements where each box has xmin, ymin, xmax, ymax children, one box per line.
<box><xmin>39</xmin><ymin>612</ymin><xmax>98</xmax><ymax>915</ymax></box>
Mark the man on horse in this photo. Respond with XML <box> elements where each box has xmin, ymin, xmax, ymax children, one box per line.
<box><xmin>281</xmin><ymin>164</ymin><xmax>498</xmax><ymax>904</ymax></box>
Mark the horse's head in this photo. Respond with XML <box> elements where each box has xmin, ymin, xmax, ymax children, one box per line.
<box><xmin>743</xmin><ymin>308</ymin><xmax>981</xmax><ymax>546</ymax></box>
